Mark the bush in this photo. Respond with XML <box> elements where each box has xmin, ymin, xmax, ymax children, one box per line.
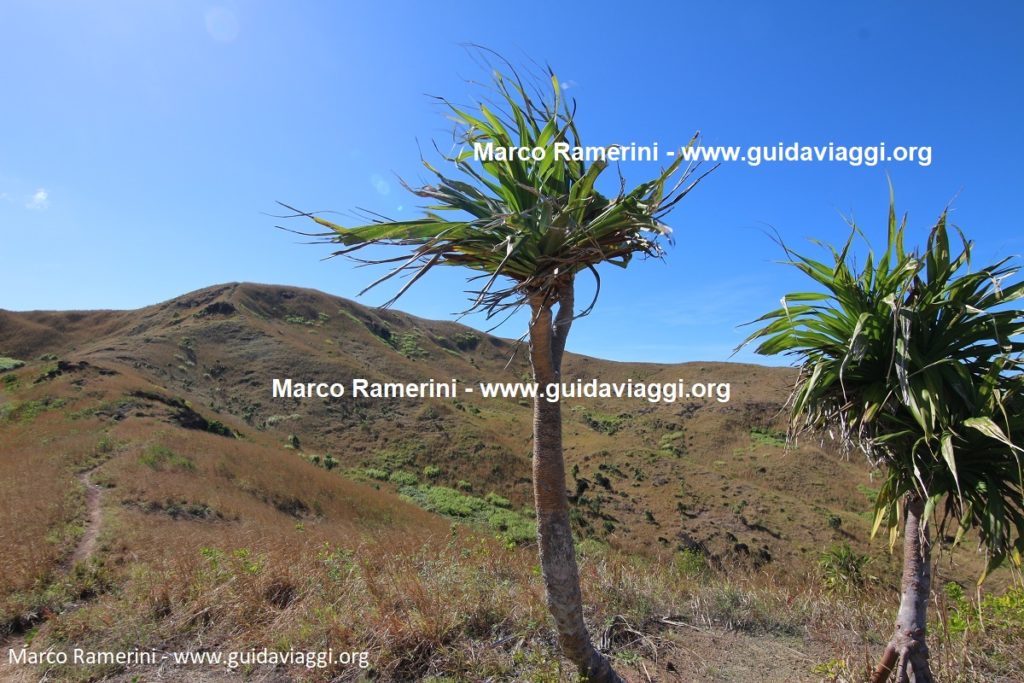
<box><xmin>484</xmin><ymin>492</ymin><xmax>512</xmax><ymax>509</ymax></box>
<box><xmin>454</xmin><ymin>332</ymin><xmax>480</xmax><ymax>351</ymax></box>
<box><xmin>673</xmin><ymin>549</ymin><xmax>710</xmax><ymax>578</ymax></box>
<box><xmin>0</xmin><ymin>357</ymin><xmax>25</xmax><ymax>372</ymax></box>
<box><xmin>581</xmin><ymin>411</ymin><xmax>625</xmax><ymax>435</ymax></box>
<box><xmin>423</xmin><ymin>464</ymin><xmax>442</xmax><ymax>479</ymax></box>
<box><xmin>394</xmin><ymin>332</ymin><xmax>427</xmax><ymax>358</ymax></box>
<box><xmin>818</xmin><ymin>543</ymin><xmax>872</xmax><ymax>593</ymax></box>
<box><xmin>389</xmin><ymin>471</ymin><xmax>419</xmax><ymax>486</ymax></box>
<box><xmin>139</xmin><ymin>445</ymin><xmax>195</xmax><ymax>472</ymax></box>
<box><xmin>400</xmin><ymin>485</ymin><xmax>536</xmax><ymax>546</ymax></box>
<box><xmin>362</xmin><ymin>468</ymin><xmax>390</xmax><ymax>481</ymax></box>
<box><xmin>659</xmin><ymin>430</ymin><xmax>687</xmax><ymax>456</ymax></box>
<box><xmin>943</xmin><ymin>582</ymin><xmax>1024</xmax><ymax>639</ymax></box>
<box><xmin>750</xmin><ymin>427</ymin><xmax>786</xmax><ymax>448</ymax></box>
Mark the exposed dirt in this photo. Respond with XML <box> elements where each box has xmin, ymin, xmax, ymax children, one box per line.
<box><xmin>653</xmin><ymin>627</ymin><xmax>825</xmax><ymax>682</ymax></box>
<box><xmin>67</xmin><ymin>470</ymin><xmax>102</xmax><ymax>568</ymax></box>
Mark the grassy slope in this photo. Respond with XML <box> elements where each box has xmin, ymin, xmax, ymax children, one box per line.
<box><xmin>0</xmin><ymin>282</ymin><xmax>1020</xmax><ymax>682</ymax></box>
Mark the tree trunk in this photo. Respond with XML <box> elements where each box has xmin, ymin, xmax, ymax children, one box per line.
<box><xmin>527</xmin><ymin>286</ymin><xmax>622</xmax><ymax>683</ymax></box>
<box><xmin>870</xmin><ymin>493</ymin><xmax>934</xmax><ymax>683</ymax></box>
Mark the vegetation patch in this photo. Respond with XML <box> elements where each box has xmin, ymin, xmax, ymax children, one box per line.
<box><xmin>453</xmin><ymin>332</ymin><xmax>480</xmax><ymax>351</ymax></box>
<box><xmin>400</xmin><ymin>485</ymin><xmax>535</xmax><ymax>545</ymax></box>
<box><xmin>283</xmin><ymin>311</ymin><xmax>330</xmax><ymax>326</ymax></box>
<box><xmin>658</xmin><ymin>430</ymin><xmax>687</xmax><ymax>456</ymax></box>
<box><xmin>388</xmin><ymin>470</ymin><xmax>418</xmax><ymax>486</ymax></box>
<box><xmin>304</xmin><ymin>453</ymin><xmax>339</xmax><ymax>471</ymax></box>
<box><xmin>0</xmin><ymin>397</ymin><xmax>67</xmax><ymax>422</ymax></box>
<box><xmin>0</xmin><ymin>356</ymin><xmax>25</xmax><ymax>372</ymax></box>
<box><xmin>394</xmin><ymin>332</ymin><xmax>427</xmax><ymax>359</ymax></box>
<box><xmin>750</xmin><ymin>427</ymin><xmax>786</xmax><ymax>448</ymax></box>
<box><xmin>580</xmin><ymin>410</ymin><xmax>626</xmax><ymax>435</ymax></box>
<box><xmin>361</xmin><ymin>467</ymin><xmax>390</xmax><ymax>481</ymax></box>
<box><xmin>943</xmin><ymin>582</ymin><xmax>1024</xmax><ymax>639</ymax></box>
<box><xmin>139</xmin><ymin>445</ymin><xmax>195</xmax><ymax>472</ymax></box>
<box><xmin>370</xmin><ymin>441</ymin><xmax>423</xmax><ymax>472</ymax></box>
<box><xmin>125</xmin><ymin>497</ymin><xmax>232</xmax><ymax>521</ymax></box>
<box><xmin>818</xmin><ymin>542</ymin><xmax>873</xmax><ymax>593</ymax></box>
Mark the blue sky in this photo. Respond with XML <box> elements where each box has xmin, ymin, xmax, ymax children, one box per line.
<box><xmin>2</xmin><ymin>2</ymin><xmax>1022</xmax><ymax>365</ymax></box>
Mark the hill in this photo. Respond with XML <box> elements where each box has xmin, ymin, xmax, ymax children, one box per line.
<box><xmin>0</xmin><ymin>282</ymin><xmax>887</xmax><ymax>567</ymax></box>
<box><xmin>0</xmin><ymin>283</ymin><xmax>1018</xmax><ymax>682</ymax></box>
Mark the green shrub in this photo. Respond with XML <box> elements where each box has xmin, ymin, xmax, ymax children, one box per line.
<box><xmin>581</xmin><ymin>411</ymin><xmax>625</xmax><ymax>435</ymax></box>
<box><xmin>205</xmin><ymin>419</ymin><xmax>234</xmax><ymax>438</ymax></box>
<box><xmin>0</xmin><ymin>357</ymin><xmax>25</xmax><ymax>372</ymax></box>
<box><xmin>484</xmin><ymin>492</ymin><xmax>512</xmax><ymax>509</ymax></box>
<box><xmin>659</xmin><ymin>430</ymin><xmax>687</xmax><ymax>456</ymax></box>
<box><xmin>389</xmin><ymin>471</ymin><xmax>419</xmax><ymax>486</ymax></box>
<box><xmin>819</xmin><ymin>543</ymin><xmax>872</xmax><ymax>592</ymax></box>
<box><xmin>423</xmin><ymin>464</ymin><xmax>442</xmax><ymax>479</ymax></box>
<box><xmin>453</xmin><ymin>332</ymin><xmax>480</xmax><ymax>351</ymax></box>
<box><xmin>139</xmin><ymin>445</ymin><xmax>195</xmax><ymax>472</ymax></box>
<box><xmin>399</xmin><ymin>485</ymin><xmax>536</xmax><ymax>546</ymax></box>
<box><xmin>373</xmin><ymin>443</ymin><xmax>420</xmax><ymax>471</ymax></box>
<box><xmin>394</xmin><ymin>332</ymin><xmax>427</xmax><ymax>358</ymax></box>
<box><xmin>750</xmin><ymin>427</ymin><xmax>786</xmax><ymax>448</ymax></box>
<box><xmin>362</xmin><ymin>468</ymin><xmax>390</xmax><ymax>481</ymax></box>
<box><xmin>0</xmin><ymin>397</ymin><xmax>66</xmax><ymax>422</ymax></box>
<box><xmin>943</xmin><ymin>582</ymin><xmax>1024</xmax><ymax>639</ymax></box>
<box><xmin>673</xmin><ymin>549</ymin><xmax>710</xmax><ymax>578</ymax></box>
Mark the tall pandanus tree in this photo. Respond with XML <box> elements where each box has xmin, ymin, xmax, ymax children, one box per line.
<box><xmin>279</xmin><ymin>63</ymin><xmax>709</xmax><ymax>681</ymax></box>
<box><xmin>741</xmin><ymin>194</ymin><xmax>1024</xmax><ymax>682</ymax></box>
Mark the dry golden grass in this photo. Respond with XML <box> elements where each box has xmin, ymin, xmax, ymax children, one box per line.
<box><xmin>2</xmin><ymin>286</ymin><xmax>1021</xmax><ymax>681</ymax></box>
<box><xmin>0</xmin><ymin>369</ymin><xmax>104</xmax><ymax>618</ymax></box>
<box><xmin>17</xmin><ymin>526</ymin><xmax>1022</xmax><ymax>682</ymax></box>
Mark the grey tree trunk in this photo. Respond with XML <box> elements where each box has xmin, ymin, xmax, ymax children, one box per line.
<box><xmin>527</xmin><ymin>285</ymin><xmax>622</xmax><ymax>683</ymax></box>
<box><xmin>871</xmin><ymin>493</ymin><xmax>934</xmax><ymax>683</ymax></box>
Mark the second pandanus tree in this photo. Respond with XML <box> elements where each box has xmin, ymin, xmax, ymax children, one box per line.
<box><xmin>281</xmin><ymin>64</ymin><xmax>709</xmax><ymax>681</ymax></box>
<box><xmin>741</xmin><ymin>195</ymin><xmax>1024</xmax><ymax>682</ymax></box>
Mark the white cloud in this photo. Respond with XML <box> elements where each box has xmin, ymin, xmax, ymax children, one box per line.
<box><xmin>26</xmin><ymin>188</ymin><xmax>49</xmax><ymax>210</ymax></box>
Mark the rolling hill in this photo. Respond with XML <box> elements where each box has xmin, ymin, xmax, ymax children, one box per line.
<box><xmin>0</xmin><ymin>283</ymin><xmax>1015</xmax><ymax>682</ymax></box>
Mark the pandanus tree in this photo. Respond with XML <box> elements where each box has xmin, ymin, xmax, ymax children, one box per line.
<box><xmin>741</xmin><ymin>195</ymin><xmax>1024</xmax><ymax>682</ymax></box>
<box><xmin>280</xmin><ymin>63</ymin><xmax>708</xmax><ymax>681</ymax></box>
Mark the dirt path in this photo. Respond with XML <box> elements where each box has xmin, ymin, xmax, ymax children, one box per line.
<box><xmin>1</xmin><ymin>469</ymin><xmax>104</xmax><ymax>681</ymax></box>
<box><xmin>0</xmin><ymin>633</ymin><xmax>30</xmax><ymax>683</ymax></box>
<box><xmin>67</xmin><ymin>470</ymin><xmax>102</xmax><ymax>567</ymax></box>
